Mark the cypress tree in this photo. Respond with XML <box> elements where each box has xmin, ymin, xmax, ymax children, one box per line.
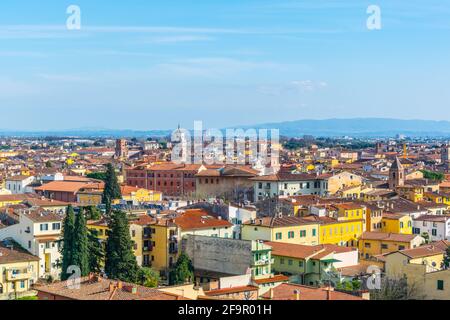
<box><xmin>60</xmin><ymin>205</ymin><xmax>75</xmax><ymax>281</ymax></box>
<box><xmin>170</xmin><ymin>252</ymin><xmax>194</xmax><ymax>285</ymax></box>
<box><xmin>102</xmin><ymin>163</ymin><xmax>121</xmax><ymax>214</ymax></box>
<box><xmin>87</xmin><ymin>229</ymin><xmax>105</xmax><ymax>274</ymax></box>
<box><xmin>72</xmin><ymin>208</ymin><xmax>90</xmax><ymax>276</ymax></box>
<box><xmin>105</xmin><ymin>210</ymin><xmax>139</xmax><ymax>282</ymax></box>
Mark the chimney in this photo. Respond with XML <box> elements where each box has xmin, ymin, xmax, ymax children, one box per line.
<box><xmin>294</xmin><ymin>289</ymin><xmax>300</xmax><ymax>300</ymax></box>
<box><xmin>269</xmin><ymin>288</ymin><xmax>274</xmax><ymax>300</ymax></box>
<box><xmin>325</xmin><ymin>287</ymin><xmax>334</xmax><ymax>300</ymax></box>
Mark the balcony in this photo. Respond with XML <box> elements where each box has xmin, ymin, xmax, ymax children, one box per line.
<box><xmin>6</xmin><ymin>268</ymin><xmax>32</xmax><ymax>281</ymax></box>
<box><xmin>253</xmin><ymin>258</ymin><xmax>274</xmax><ymax>266</ymax></box>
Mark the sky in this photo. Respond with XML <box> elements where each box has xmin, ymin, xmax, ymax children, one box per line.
<box><xmin>0</xmin><ymin>0</ymin><xmax>450</xmax><ymax>131</ymax></box>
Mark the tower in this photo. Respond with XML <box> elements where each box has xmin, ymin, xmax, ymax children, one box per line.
<box><xmin>115</xmin><ymin>139</ymin><xmax>128</xmax><ymax>159</ymax></box>
<box><xmin>389</xmin><ymin>157</ymin><xmax>404</xmax><ymax>190</ymax></box>
<box><xmin>442</xmin><ymin>144</ymin><xmax>450</xmax><ymax>169</ymax></box>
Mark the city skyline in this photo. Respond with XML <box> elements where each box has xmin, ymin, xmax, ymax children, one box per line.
<box><xmin>1</xmin><ymin>0</ymin><xmax>450</xmax><ymax>130</ymax></box>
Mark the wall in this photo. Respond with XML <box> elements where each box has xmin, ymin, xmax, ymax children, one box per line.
<box><xmin>183</xmin><ymin>235</ymin><xmax>253</xmax><ymax>276</ymax></box>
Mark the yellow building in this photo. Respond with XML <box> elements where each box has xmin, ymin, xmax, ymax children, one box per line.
<box><xmin>0</xmin><ymin>241</ymin><xmax>40</xmax><ymax>300</ymax></box>
<box><xmin>423</xmin><ymin>192</ymin><xmax>450</xmax><ymax>207</ymax></box>
<box><xmin>397</xmin><ymin>185</ymin><xmax>424</xmax><ymax>203</ymax></box>
<box><xmin>384</xmin><ymin>241</ymin><xmax>450</xmax><ymax>300</ymax></box>
<box><xmin>381</xmin><ymin>213</ymin><xmax>412</xmax><ymax>234</ymax></box>
<box><xmin>0</xmin><ymin>194</ymin><xmax>28</xmax><ymax>207</ymax></box>
<box><xmin>364</xmin><ymin>203</ymin><xmax>384</xmax><ymax>232</ymax></box>
<box><xmin>359</xmin><ymin>232</ymin><xmax>425</xmax><ymax>259</ymax></box>
<box><xmin>145</xmin><ymin>209</ymin><xmax>233</xmax><ymax>281</ymax></box>
<box><xmin>318</xmin><ymin>219</ymin><xmax>363</xmax><ymax>247</ymax></box>
<box><xmin>120</xmin><ymin>185</ymin><xmax>162</xmax><ymax>203</ymax></box>
<box><xmin>242</xmin><ymin>216</ymin><xmax>320</xmax><ymax>246</ymax></box>
<box><xmin>77</xmin><ymin>191</ymin><xmax>103</xmax><ymax>206</ymax></box>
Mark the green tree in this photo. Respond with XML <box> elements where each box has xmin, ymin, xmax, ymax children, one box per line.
<box><xmin>138</xmin><ymin>267</ymin><xmax>160</xmax><ymax>288</ymax></box>
<box><xmin>72</xmin><ymin>208</ymin><xmax>90</xmax><ymax>276</ymax></box>
<box><xmin>102</xmin><ymin>163</ymin><xmax>121</xmax><ymax>214</ymax></box>
<box><xmin>169</xmin><ymin>252</ymin><xmax>194</xmax><ymax>285</ymax></box>
<box><xmin>87</xmin><ymin>229</ymin><xmax>104</xmax><ymax>274</ymax></box>
<box><xmin>87</xmin><ymin>172</ymin><xmax>108</xmax><ymax>181</ymax></box>
<box><xmin>105</xmin><ymin>210</ymin><xmax>139</xmax><ymax>282</ymax></box>
<box><xmin>444</xmin><ymin>246</ymin><xmax>450</xmax><ymax>269</ymax></box>
<box><xmin>85</xmin><ymin>206</ymin><xmax>101</xmax><ymax>220</ymax></box>
<box><xmin>45</xmin><ymin>160</ymin><xmax>53</xmax><ymax>168</ymax></box>
<box><xmin>60</xmin><ymin>205</ymin><xmax>75</xmax><ymax>280</ymax></box>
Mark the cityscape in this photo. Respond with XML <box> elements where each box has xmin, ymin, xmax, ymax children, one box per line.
<box><xmin>0</xmin><ymin>0</ymin><xmax>449</xmax><ymax>307</ymax></box>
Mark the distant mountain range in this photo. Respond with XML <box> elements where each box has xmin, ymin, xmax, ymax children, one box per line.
<box><xmin>1</xmin><ymin>118</ymin><xmax>450</xmax><ymax>138</ymax></box>
<box><xmin>239</xmin><ymin>118</ymin><xmax>450</xmax><ymax>138</ymax></box>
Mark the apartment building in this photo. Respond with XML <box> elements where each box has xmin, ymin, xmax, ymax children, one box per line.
<box><xmin>0</xmin><ymin>208</ymin><xmax>63</xmax><ymax>279</ymax></box>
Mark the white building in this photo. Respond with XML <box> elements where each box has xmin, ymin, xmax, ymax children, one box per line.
<box><xmin>5</xmin><ymin>176</ymin><xmax>35</xmax><ymax>194</ymax></box>
<box><xmin>228</xmin><ymin>204</ymin><xmax>257</xmax><ymax>240</ymax></box>
<box><xmin>251</xmin><ymin>172</ymin><xmax>329</xmax><ymax>201</ymax></box>
<box><xmin>0</xmin><ymin>208</ymin><xmax>63</xmax><ymax>279</ymax></box>
<box><xmin>413</xmin><ymin>215</ymin><xmax>450</xmax><ymax>241</ymax></box>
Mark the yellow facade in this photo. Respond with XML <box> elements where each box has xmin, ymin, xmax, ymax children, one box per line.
<box><xmin>385</xmin><ymin>251</ymin><xmax>450</xmax><ymax>300</ymax></box>
<box><xmin>148</xmin><ymin>223</ymin><xmax>178</xmax><ymax>276</ymax></box>
<box><xmin>242</xmin><ymin>224</ymin><xmax>320</xmax><ymax>246</ymax></box>
<box><xmin>319</xmin><ymin>220</ymin><xmax>363</xmax><ymax>246</ymax></box>
<box><xmin>382</xmin><ymin>215</ymin><xmax>413</xmax><ymax>234</ymax></box>
<box><xmin>122</xmin><ymin>188</ymin><xmax>163</xmax><ymax>203</ymax></box>
<box><xmin>77</xmin><ymin>192</ymin><xmax>103</xmax><ymax>206</ymax></box>
<box><xmin>0</xmin><ymin>199</ymin><xmax>22</xmax><ymax>207</ymax></box>
<box><xmin>0</xmin><ymin>260</ymin><xmax>39</xmax><ymax>300</ymax></box>
<box><xmin>359</xmin><ymin>237</ymin><xmax>423</xmax><ymax>259</ymax></box>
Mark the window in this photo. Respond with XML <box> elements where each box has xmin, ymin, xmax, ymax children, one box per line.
<box><xmin>312</xmin><ymin>229</ymin><xmax>316</xmax><ymax>237</ymax></box>
<box><xmin>258</xmin><ymin>183</ymin><xmax>263</xmax><ymax>189</ymax></box>
<box><xmin>40</xmin><ymin>224</ymin><xmax>49</xmax><ymax>231</ymax></box>
<box><xmin>299</xmin><ymin>261</ymin><xmax>304</xmax><ymax>267</ymax></box>
<box><xmin>52</xmin><ymin>223</ymin><xmax>61</xmax><ymax>230</ymax></box>
<box><xmin>275</xmin><ymin>233</ymin><xmax>282</xmax><ymax>240</ymax></box>
<box><xmin>398</xmin><ymin>245</ymin><xmax>405</xmax><ymax>250</ymax></box>
<box><xmin>437</xmin><ymin>280</ymin><xmax>444</xmax><ymax>291</ymax></box>
<box><xmin>300</xmin><ymin>230</ymin><xmax>306</xmax><ymax>238</ymax></box>
<box><xmin>288</xmin><ymin>260</ymin><xmax>293</xmax><ymax>266</ymax></box>
<box><xmin>381</xmin><ymin>244</ymin><xmax>388</xmax><ymax>250</ymax></box>
<box><xmin>432</xmin><ymin>229</ymin><xmax>437</xmax><ymax>236</ymax></box>
<box><xmin>20</xmin><ymin>281</ymin><xmax>25</xmax><ymax>289</ymax></box>
<box><xmin>288</xmin><ymin>231</ymin><xmax>295</xmax><ymax>239</ymax></box>
<box><xmin>280</xmin><ymin>258</ymin><xmax>285</xmax><ymax>265</ymax></box>
<box><xmin>365</xmin><ymin>243</ymin><xmax>371</xmax><ymax>248</ymax></box>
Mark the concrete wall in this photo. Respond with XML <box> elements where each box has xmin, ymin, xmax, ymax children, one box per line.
<box><xmin>183</xmin><ymin>235</ymin><xmax>252</xmax><ymax>275</ymax></box>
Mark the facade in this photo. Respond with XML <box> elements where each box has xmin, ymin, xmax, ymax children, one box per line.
<box><xmin>358</xmin><ymin>232</ymin><xmax>424</xmax><ymax>259</ymax></box>
<box><xmin>120</xmin><ymin>185</ymin><xmax>162</xmax><ymax>204</ymax></box>
<box><xmin>0</xmin><ymin>209</ymin><xmax>63</xmax><ymax>279</ymax></box>
<box><xmin>381</xmin><ymin>213</ymin><xmax>413</xmax><ymax>234</ymax></box>
<box><xmin>195</xmin><ymin>165</ymin><xmax>258</xmax><ymax>201</ymax></box>
<box><xmin>5</xmin><ymin>175</ymin><xmax>35</xmax><ymax>194</ymax></box>
<box><xmin>126</xmin><ymin>163</ymin><xmax>208</xmax><ymax>197</ymax></box>
<box><xmin>413</xmin><ymin>215</ymin><xmax>450</xmax><ymax>241</ymax></box>
<box><xmin>267</xmin><ymin>241</ymin><xmax>359</xmax><ymax>286</ymax></box>
<box><xmin>384</xmin><ymin>241</ymin><xmax>450</xmax><ymax>300</ymax></box>
<box><xmin>0</xmin><ymin>240</ymin><xmax>40</xmax><ymax>300</ymax></box>
<box><xmin>242</xmin><ymin>216</ymin><xmax>320</xmax><ymax>246</ymax></box>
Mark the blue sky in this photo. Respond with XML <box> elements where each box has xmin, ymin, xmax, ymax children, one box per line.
<box><xmin>0</xmin><ymin>0</ymin><xmax>449</xmax><ymax>131</ymax></box>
